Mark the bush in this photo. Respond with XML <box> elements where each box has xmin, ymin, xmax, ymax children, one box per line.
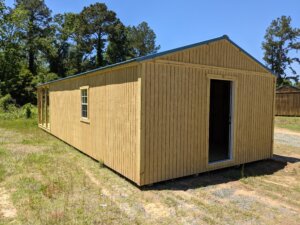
<box><xmin>26</xmin><ymin>105</ymin><xmax>31</xmax><ymax>118</ymax></box>
<box><xmin>0</xmin><ymin>97</ymin><xmax>37</xmax><ymax>120</ymax></box>
<box><xmin>0</xmin><ymin>94</ymin><xmax>15</xmax><ymax>112</ymax></box>
<box><xmin>22</xmin><ymin>103</ymin><xmax>37</xmax><ymax>119</ymax></box>
<box><xmin>0</xmin><ymin>104</ymin><xmax>22</xmax><ymax>120</ymax></box>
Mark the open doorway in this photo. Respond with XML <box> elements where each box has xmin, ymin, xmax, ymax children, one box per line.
<box><xmin>209</xmin><ymin>79</ymin><xmax>233</xmax><ymax>163</ymax></box>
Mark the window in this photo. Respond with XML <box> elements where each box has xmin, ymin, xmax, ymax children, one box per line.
<box><xmin>81</xmin><ymin>87</ymin><xmax>89</xmax><ymax>119</ymax></box>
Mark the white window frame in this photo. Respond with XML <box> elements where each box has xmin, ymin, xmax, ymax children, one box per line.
<box><xmin>80</xmin><ymin>86</ymin><xmax>90</xmax><ymax>123</ymax></box>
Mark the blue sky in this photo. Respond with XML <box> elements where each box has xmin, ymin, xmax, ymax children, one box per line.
<box><xmin>5</xmin><ymin>0</ymin><xmax>300</xmax><ymax>64</ymax></box>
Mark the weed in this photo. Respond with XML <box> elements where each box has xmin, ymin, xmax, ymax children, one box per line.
<box><xmin>26</xmin><ymin>106</ymin><xmax>32</xmax><ymax>119</ymax></box>
<box><xmin>241</xmin><ymin>164</ymin><xmax>245</xmax><ymax>178</ymax></box>
<box><xmin>0</xmin><ymin>164</ymin><xmax>6</xmax><ymax>182</ymax></box>
<box><xmin>99</xmin><ymin>159</ymin><xmax>105</xmax><ymax>168</ymax></box>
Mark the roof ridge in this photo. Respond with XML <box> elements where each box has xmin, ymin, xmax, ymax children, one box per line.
<box><xmin>37</xmin><ymin>35</ymin><xmax>274</xmax><ymax>87</ymax></box>
<box><xmin>277</xmin><ymin>85</ymin><xmax>300</xmax><ymax>90</ymax></box>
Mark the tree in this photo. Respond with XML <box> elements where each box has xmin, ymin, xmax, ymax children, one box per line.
<box><xmin>80</xmin><ymin>3</ymin><xmax>117</xmax><ymax>67</ymax></box>
<box><xmin>0</xmin><ymin>0</ymin><xmax>51</xmax><ymax>104</ymax></box>
<box><xmin>64</xmin><ymin>12</ymin><xmax>93</xmax><ymax>74</ymax></box>
<box><xmin>14</xmin><ymin>0</ymin><xmax>52</xmax><ymax>75</ymax></box>
<box><xmin>0</xmin><ymin>1</ymin><xmax>6</xmax><ymax>54</ymax></box>
<box><xmin>262</xmin><ymin>16</ymin><xmax>300</xmax><ymax>86</ymax></box>
<box><xmin>0</xmin><ymin>1</ymin><xmax>161</xmax><ymax>105</ymax></box>
<box><xmin>127</xmin><ymin>22</ymin><xmax>160</xmax><ymax>57</ymax></box>
<box><xmin>0</xmin><ymin>1</ymin><xmax>34</xmax><ymax>104</ymax></box>
<box><xmin>106</xmin><ymin>20</ymin><xmax>131</xmax><ymax>64</ymax></box>
<box><xmin>42</xmin><ymin>13</ymin><xmax>74</xmax><ymax>77</ymax></box>
<box><xmin>0</xmin><ymin>0</ymin><xmax>5</xmax><ymax>37</ymax></box>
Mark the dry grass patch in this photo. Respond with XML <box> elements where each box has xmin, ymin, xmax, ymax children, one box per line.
<box><xmin>5</xmin><ymin>143</ymin><xmax>50</xmax><ymax>155</ymax></box>
<box><xmin>0</xmin><ymin>187</ymin><xmax>17</xmax><ymax>219</ymax></box>
<box><xmin>0</xmin><ymin>118</ymin><xmax>299</xmax><ymax>224</ymax></box>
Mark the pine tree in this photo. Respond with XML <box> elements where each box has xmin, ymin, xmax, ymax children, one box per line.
<box><xmin>80</xmin><ymin>3</ymin><xmax>117</xmax><ymax>67</ymax></box>
<box><xmin>262</xmin><ymin>16</ymin><xmax>300</xmax><ymax>86</ymax></box>
<box><xmin>106</xmin><ymin>20</ymin><xmax>131</xmax><ymax>64</ymax></box>
<box><xmin>127</xmin><ymin>22</ymin><xmax>160</xmax><ymax>57</ymax></box>
<box><xmin>14</xmin><ymin>0</ymin><xmax>52</xmax><ymax>75</ymax></box>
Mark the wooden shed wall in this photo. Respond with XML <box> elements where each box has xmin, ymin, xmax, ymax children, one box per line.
<box><xmin>46</xmin><ymin>65</ymin><xmax>141</xmax><ymax>184</ymax></box>
<box><xmin>276</xmin><ymin>92</ymin><xmax>300</xmax><ymax>116</ymax></box>
<box><xmin>140</xmin><ymin>61</ymin><xmax>275</xmax><ymax>185</ymax></box>
<box><xmin>158</xmin><ymin>39</ymin><xmax>268</xmax><ymax>73</ymax></box>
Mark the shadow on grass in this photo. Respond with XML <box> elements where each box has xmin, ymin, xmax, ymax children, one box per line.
<box><xmin>37</xmin><ymin>130</ymin><xmax>299</xmax><ymax>191</ymax></box>
<box><xmin>142</xmin><ymin>155</ymin><xmax>300</xmax><ymax>191</ymax></box>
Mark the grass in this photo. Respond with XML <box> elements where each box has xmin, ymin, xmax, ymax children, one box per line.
<box><xmin>0</xmin><ymin>116</ymin><xmax>299</xmax><ymax>224</ymax></box>
<box><xmin>0</xmin><ymin>117</ymin><xmax>37</xmax><ymax>130</ymax></box>
<box><xmin>275</xmin><ymin>116</ymin><xmax>300</xmax><ymax>132</ymax></box>
<box><xmin>0</xmin><ymin>117</ymin><xmax>134</xmax><ymax>225</ymax></box>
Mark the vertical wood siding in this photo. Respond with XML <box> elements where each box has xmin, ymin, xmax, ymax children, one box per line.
<box><xmin>140</xmin><ymin>61</ymin><xmax>275</xmax><ymax>185</ymax></box>
<box><xmin>38</xmin><ymin>38</ymin><xmax>276</xmax><ymax>186</ymax></box>
<box><xmin>47</xmin><ymin>65</ymin><xmax>141</xmax><ymax>184</ymax></box>
<box><xmin>159</xmin><ymin>39</ymin><xmax>268</xmax><ymax>73</ymax></box>
<box><xmin>276</xmin><ymin>92</ymin><xmax>300</xmax><ymax>116</ymax></box>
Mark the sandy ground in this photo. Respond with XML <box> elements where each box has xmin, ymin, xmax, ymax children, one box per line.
<box><xmin>0</xmin><ymin>187</ymin><xmax>17</xmax><ymax>219</ymax></box>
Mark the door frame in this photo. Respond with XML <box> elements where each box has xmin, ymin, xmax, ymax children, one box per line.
<box><xmin>206</xmin><ymin>74</ymin><xmax>237</xmax><ymax>167</ymax></box>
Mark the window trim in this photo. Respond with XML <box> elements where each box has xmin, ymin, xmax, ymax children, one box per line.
<box><xmin>80</xmin><ymin>86</ymin><xmax>90</xmax><ymax>123</ymax></box>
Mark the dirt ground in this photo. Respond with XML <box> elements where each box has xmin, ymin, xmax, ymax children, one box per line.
<box><xmin>0</xmin><ymin>121</ymin><xmax>299</xmax><ymax>225</ymax></box>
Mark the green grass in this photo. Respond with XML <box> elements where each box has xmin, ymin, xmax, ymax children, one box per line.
<box><xmin>0</xmin><ymin>116</ymin><xmax>300</xmax><ymax>224</ymax></box>
<box><xmin>0</xmin><ymin>117</ymin><xmax>134</xmax><ymax>224</ymax></box>
<box><xmin>275</xmin><ymin>116</ymin><xmax>300</xmax><ymax>132</ymax></box>
<box><xmin>0</xmin><ymin>118</ymin><xmax>37</xmax><ymax>131</ymax></box>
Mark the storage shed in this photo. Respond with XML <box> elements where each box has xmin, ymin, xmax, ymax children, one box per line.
<box><xmin>37</xmin><ymin>35</ymin><xmax>276</xmax><ymax>186</ymax></box>
<box><xmin>276</xmin><ymin>85</ymin><xmax>300</xmax><ymax>116</ymax></box>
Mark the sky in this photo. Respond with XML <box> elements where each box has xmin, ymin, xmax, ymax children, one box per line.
<box><xmin>4</xmin><ymin>0</ymin><xmax>300</xmax><ymax>64</ymax></box>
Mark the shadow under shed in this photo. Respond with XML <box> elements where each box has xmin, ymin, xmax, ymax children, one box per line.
<box><xmin>142</xmin><ymin>155</ymin><xmax>299</xmax><ymax>191</ymax></box>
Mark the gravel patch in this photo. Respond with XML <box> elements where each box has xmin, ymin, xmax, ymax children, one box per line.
<box><xmin>274</xmin><ymin>132</ymin><xmax>300</xmax><ymax>148</ymax></box>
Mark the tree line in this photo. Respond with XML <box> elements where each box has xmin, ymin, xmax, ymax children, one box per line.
<box><xmin>0</xmin><ymin>0</ymin><xmax>160</xmax><ymax>105</ymax></box>
<box><xmin>1</xmin><ymin>1</ymin><xmax>299</xmax><ymax>106</ymax></box>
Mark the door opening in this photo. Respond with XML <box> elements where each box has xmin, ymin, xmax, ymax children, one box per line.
<box><xmin>209</xmin><ymin>79</ymin><xmax>233</xmax><ymax>163</ymax></box>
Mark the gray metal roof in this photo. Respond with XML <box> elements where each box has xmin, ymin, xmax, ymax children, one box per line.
<box><xmin>37</xmin><ymin>35</ymin><xmax>275</xmax><ymax>87</ymax></box>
